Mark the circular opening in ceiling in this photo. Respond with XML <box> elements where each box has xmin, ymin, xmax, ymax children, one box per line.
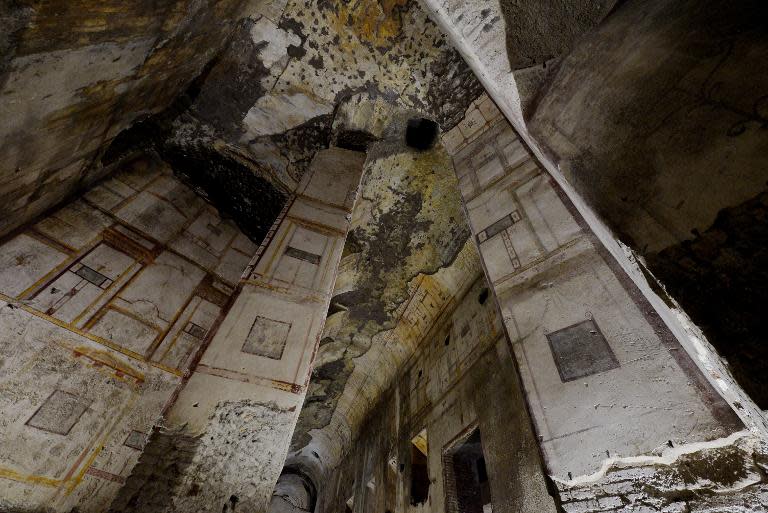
<box><xmin>405</xmin><ymin>118</ymin><xmax>439</xmax><ymax>150</ymax></box>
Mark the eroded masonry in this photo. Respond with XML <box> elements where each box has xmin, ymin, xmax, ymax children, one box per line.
<box><xmin>1</xmin><ymin>1</ymin><xmax>767</xmax><ymax>512</ymax></box>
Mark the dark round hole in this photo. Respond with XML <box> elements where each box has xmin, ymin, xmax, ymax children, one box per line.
<box><xmin>478</xmin><ymin>288</ymin><xmax>489</xmax><ymax>305</ymax></box>
<box><xmin>405</xmin><ymin>118</ymin><xmax>439</xmax><ymax>150</ymax></box>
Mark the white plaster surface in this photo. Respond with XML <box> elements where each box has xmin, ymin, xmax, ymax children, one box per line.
<box><xmin>163</xmin><ymin>147</ymin><xmax>365</xmax><ymax>511</ymax></box>
<box><xmin>446</xmin><ymin>110</ymin><xmax>740</xmax><ymax>478</ymax></box>
<box><xmin>0</xmin><ymin>157</ymin><xmax>261</xmax><ymax>511</ymax></box>
<box><xmin>423</xmin><ymin>0</ymin><xmax>768</xmax><ymax>437</ymax></box>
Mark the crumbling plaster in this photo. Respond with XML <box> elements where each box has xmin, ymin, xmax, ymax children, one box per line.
<box><xmin>110</xmin><ymin>146</ymin><xmax>367</xmax><ymax>513</ymax></box>
<box><xmin>287</xmin><ymin>110</ymin><xmax>477</xmax><ymax>473</ymax></box>
<box><xmin>2</xmin><ymin>1</ymin><xmax>767</xmax><ymax>512</ymax></box>
<box><xmin>0</xmin><ymin>0</ymin><xmax>268</xmax><ymax>236</ymax></box>
<box><xmin>129</xmin><ymin>0</ymin><xmax>483</xmax><ymax>237</ymax></box>
<box><xmin>0</xmin><ymin>0</ymin><xmax>482</xmax><ymax>252</ymax></box>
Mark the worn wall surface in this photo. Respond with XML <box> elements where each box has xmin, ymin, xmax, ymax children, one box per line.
<box><xmin>527</xmin><ymin>0</ymin><xmax>768</xmax><ymax>412</ymax></box>
<box><xmin>315</xmin><ymin>277</ymin><xmax>556</xmax><ymax>513</ymax></box>
<box><xmin>3</xmin><ymin>1</ymin><xmax>768</xmax><ymax>512</ymax></box>
<box><xmin>283</xmin><ymin>108</ymin><xmax>478</xmax><ymax>482</ymax></box>
<box><xmin>118</xmin><ymin>0</ymin><xmax>484</xmax><ymax>243</ymax></box>
<box><xmin>419</xmin><ymin>0</ymin><xmax>768</xmax><ymax>422</ymax></box>
<box><xmin>440</xmin><ymin>95</ymin><xmax>767</xmax><ymax>511</ymax></box>
<box><xmin>1</xmin><ymin>0</ymin><xmax>482</xmax><ymax>254</ymax></box>
<box><xmin>417</xmin><ymin>0</ymin><xmax>617</xmax><ymax>127</ymax></box>
<box><xmin>0</xmin><ymin>156</ymin><xmax>258</xmax><ymax>512</ymax></box>
<box><xmin>110</xmin><ymin>146</ymin><xmax>366</xmax><ymax>513</ymax></box>
<box><xmin>0</xmin><ymin>0</ymin><xmax>270</xmax><ymax>237</ymax></box>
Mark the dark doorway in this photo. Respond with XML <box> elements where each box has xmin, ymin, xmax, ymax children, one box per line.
<box><xmin>444</xmin><ymin>429</ymin><xmax>491</xmax><ymax>513</ymax></box>
<box><xmin>410</xmin><ymin>429</ymin><xmax>430</xmax><ymax>505</ymax></box>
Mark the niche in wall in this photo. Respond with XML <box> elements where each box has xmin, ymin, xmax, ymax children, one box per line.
<box><xmin>410</xmin><ymin>429</ymin><xmax>430</xmax><ymax>505</ymax></box>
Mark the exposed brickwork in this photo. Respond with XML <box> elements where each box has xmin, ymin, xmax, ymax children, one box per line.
<box><xmin>453</xmin><ymin>454</ymin><xmax>482</xmax><ymax>513</ymax></box>
<box><xmin>556</xmin><ymin>435</ymin><xmax>768</xmax><ymax>513</ymax></box>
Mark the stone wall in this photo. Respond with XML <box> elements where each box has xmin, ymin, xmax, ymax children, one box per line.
<box><xmin>283</xmin><ymin>105</ymin><xmax>482</xmax><ymax>483</ymax></box>
<box><xmin>557</xmin><ymin>435</ymin><xmax>768</xmax><ymax>513</ymax></box>
<box><xmin>443</xmin><ymin>96</ymin><xmax>743</xmax><ymax>479</ymax></box>
<box><xmin>111</xmin><ymin>146</ymin><xmax>367</xmax><ymax>512</ymax></box>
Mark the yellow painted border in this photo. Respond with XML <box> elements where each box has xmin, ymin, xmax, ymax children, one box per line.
<box><xmin>0</xmin><ymin>291</ymin><xmax>182</xmax><ymax>377</ymax></box>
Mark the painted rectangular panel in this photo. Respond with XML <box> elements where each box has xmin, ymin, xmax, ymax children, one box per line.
<box><xmin>182</xmin><ymin>208</ymin><xmax>238</xmax><ymax>256</ymax></box>
<box><xmin>123</xmin><ymin>430</ymin><xmax>147</xmax><ymax>451</ymax></box>
<box><xmin>115</xmin><ymin>191</ymin><xmax>188</xmax><ymax>243</ymax></box>
<box><xmin>198</xmin><ymin>285</ymin><xmax>321</xmax><ymax>385</ymax></box>
<box><xmin>80</xmin><ymin>244</ymin><xmax>136</xmax><ymax>280</ymax></box>
<box><xmin>465</xmin><ymin>183</ymin><xmax>519</xmax><ymax>237</ymax></box>
<box><xmin>41</xmin><ymin>279</ymin><xmax>101</xmax><ymax>323</ymax></box>
<box><xmin>498</xmin><ymin>132</ymin><xmax>528</xmax><ymax>169</ymax></box>
<box><xmin>297</xmin><ymin>147</ymin><xmax>366</xmax><ymax>210</ymax></box>
<box><xmin>231</xmin><ymin>232</ymin><xmax>258</xmax><ymax>255</ymax></box>
<box><xmin>145</xmin><ymin>174</ymin><xmax>205</xmax><ymax>219</ymax></box>
<box><xmin>546</xmin><ymin>319</ymin><xmax>619</xmax><ymax>382</ymax></box>
<box><xmin>242</xmin><ymin>316</ymin><xmax>292</xmax><ymax>360</ymax></box>
<box><xmin>285</xmin><ymin>246</ymin><xmax>322</xmax><ymax>265</ymax></box>
<box><xmin>117</xmin><ymin>251</ymin><xmax>205</xmax><ymax>327</ymax></box>
<box><xmin>215</xmin><ymin>246</ymin><xmax>252</xmax><ymax>285</ymax></box>
<box><xmin>26</xmin><ymin>389</ymin><xmax>90</xmax><ymax>435</ymax></box>
<box><xmin>288</xmin><ymin>198</ymin><xmax>351</xmax><ymax>233</ymax></box>
<box><xmin>34</xmin><ymin>200</ymin><xmax>112</xmax><ymax>250</ymax></box>
<box><xmin>75</xmin><ymin>265</ymin><xmax>109</xmax><ymax>287</ymax></box>
<box><xmin>0</xmin><ymin>234</ymin><xmax>68</xmax><ymax>297</ymax></box>
<box><xmin>89</xmin><ymin>309</ymin><xmax>159</xmax><ymax>355</ymax></box>
<box><xmin>478</xmin><ymin>210</ymin><xmax>521</xmax><ymax>242</ymax></box>
<box><xmin>272</xmin><ymin>225</ymin><xmax>330</xmax><ymax>289</ymax></box>
<box><xmin>154</xmin><ymin>298</ymin><xmax>222</xmax><ymax>370</ymax></box>
<box><xmin>475</xmin><ymin>153</ymin><xmax>505</xmax><ymax>189</ymax></box>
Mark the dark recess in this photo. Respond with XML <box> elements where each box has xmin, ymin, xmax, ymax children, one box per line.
<box><xmin>445</xmin><ymin>429</ymin><xmax>490</xmax><ymax>513</ymax></box>
<box><xmin>647</xmin><ymin>190</ymin><xmax>768</xmax><ymax>409</ymax></box>
<box><xmin>410</xmin><ymin>444</ymin><xmax>430</xmax><ymax>506</ymax></box>
<box><xmin>405</xmin><ymin>118</ymin><xmax>439</xmax><ymax>150</ymax></box>
<box><xmin>98</xmin><ymin>53</ymin><xmax>288</xmax><ymax>244</ymax></box>
<box><xmin>163</xmin><ymin>143</ymin><xmax>288</xmax><ymax>243</ymax></box>
<box><xmin>335</xmin><ymin>129</ymin><xmax>377</xmax><ymax>152</ymax></box>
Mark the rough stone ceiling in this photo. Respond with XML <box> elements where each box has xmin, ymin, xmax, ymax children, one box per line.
<box><xmin>0</xmin><ymin>0</ymin><xmax>482</xmax><ymax>238</ymax></box>
<box><xmin>286</xmin><ymin>115</ymin><xmax>482</xmax><ymax>475</ymax></box>
<box><xmin>164</xmin><ymin>0</ymin><xmax>485</xmax><ymax>481</ymax></box>
<box><xmin>148</xmin><ymin>0</ymin><xmax>485</xmax><ymax>479</ymax></box>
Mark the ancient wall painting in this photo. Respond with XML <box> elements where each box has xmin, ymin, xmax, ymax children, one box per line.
<box><xmin>25</xmin><ymin>389</ymin><xmax>91</xmax><ymax>436</ymax></box>
<box><xmin>243</xmin><ymin>315</ymin><xmax>293</xmax><ymax>360</ymax></box>
<box><xmin>443</xmin><ymin>96</ymin><xmax>742</xmax><ymax>480</ymax></box>
<box><xmin>546</xmin><ymin>318</ymin><xmax>619</xmax><ymax>382</ymax></box>
<box><xmin>0</xmin><ymin>158</ymin><xmax>257</xmax><ymax>510</ymax></box>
